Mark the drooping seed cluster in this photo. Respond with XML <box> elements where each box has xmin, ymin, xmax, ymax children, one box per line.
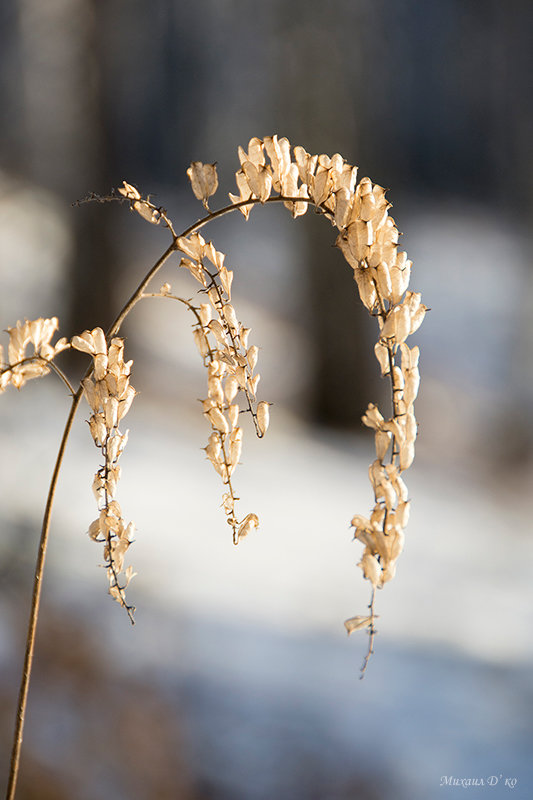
<box><xmin>176</xmin><ymin>231</ymin><xmax>270</xmax><ymax>543</ymax></box>
<box><xmin>71</xmin><ymin>328</ymin><xmax>137</xmax><ymax>619</ymax></box>
<box><xmin>0</xmin><ymin>317</ymin><xmax>69</xmax><ymax>392</ymax></box>
<box><xmin>187</xmin><ymin>136</ymin><xmax>426</xmax><ymax>635</ymax></box>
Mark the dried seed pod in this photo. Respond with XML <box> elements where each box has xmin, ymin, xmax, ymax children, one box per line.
<box><xmin>208</xmin><ymin>406</ymin><xmax>229</xmax><ymax>434</ymax></box>
<box><xmin>228</xmin><ymin>404</ymin><xmax>240</xmax><ymax>429</ymax></box>
<box><xmin>187</xmin><ymin>161</ymin><xmax>219</xmax><ymax>208</ymax></box>
<box><xmin>237</xmin><ymin>513</ymin><xmax>259</xmax><ymax>541</ymax></box>
<box><xmin>224</xmin><ymin>374</ymin><xmax>239</xmax><ymax>403</ymax></box>
<box><xmin>256</xmin><ymin>401</ymin><xmax>270</xmax><ymax>436</ymax></box>
<box><xmin>344</xmin><ymin>616</ymin><xmax>376</xmax><ymax>635</ymax></box>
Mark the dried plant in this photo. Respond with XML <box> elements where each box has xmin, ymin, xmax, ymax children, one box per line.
<box><xmin>2</xmin><ymin>136</ymin><xmax>424</xmax><ymax>797</ymax></box>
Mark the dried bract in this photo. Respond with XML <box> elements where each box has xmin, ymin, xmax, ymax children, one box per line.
<box><xmin>187</xmin><ymin>161</ymin><xmax>219</xmax><ymax>209</ymax></box>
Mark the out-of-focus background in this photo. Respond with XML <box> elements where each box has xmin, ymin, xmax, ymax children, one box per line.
<box><xmin>1</xmin><ymin>2</ymin><xmax>532</xmax><ymax>798</ymax></box>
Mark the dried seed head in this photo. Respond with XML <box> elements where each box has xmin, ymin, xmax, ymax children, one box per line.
<box><xmin>256</xmin><ymin>401</ymin><xmax>270</xmax><ymax>436</ymax></box>
<box><xmin>187</xmin><ymin>161</ymin><xmax>219</xmax><ymax>208</ymax></box>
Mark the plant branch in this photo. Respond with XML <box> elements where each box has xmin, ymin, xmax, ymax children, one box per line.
<box><xmin>6</xmin><ymin>387</ymin><xmax>83</xmax><ymax>800</ymax></box>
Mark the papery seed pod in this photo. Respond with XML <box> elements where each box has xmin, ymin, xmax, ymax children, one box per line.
<box><xmin>245</xmin><ymin>162</ymin><xmax>273</xmax><ymax>203</ymax></box>
<box><xmin>88</xmin><ymin>518</ymin><xmax>103</xmax><ymax>541</ymax></box>
<box><xmin>351</xmin><ymin>219</ymin><xmax>373</xmax><ymax>260</ymax></box>
<box><xmin>230</xmin><ymin>425</ymin><xmax>243</xmax><ymax>444</ymax></box>
<box><xmin>207</xmin><ymin>374</ymin><xmax>224</xmax><ymax>405</ymax></box>
<box><xmin>92</xmin><ymin>328</ymin><xmax>107</xmax><ymax>356</ymax></box>
<box><xmin>410</xmin><ymin>305</ymin><xmax>427</xmax><ymax>335</ymax></box>
<box><xmin>92</xmin><ymin>471</ymin><xmax>104</xmax><ymax>500</ymax></box>
<box><xmin>193</xmin><ymin>328</ymin><xmax>210</xmax><ymax>358</ymax></box>
<box><xmin>197</xmin><ymin>303</ymin><xmax>212</xmax><ymax>327</ymax></box>
<box><xmin>221</xmin><ymin>493</ymin><xmax>234</xmax><ymax>514</ymax></box>
<box><xmin>256</xmin><ymin>401</ymin><xmax>270</xmax><ymax>436</ymax></box>
<box><xmin>93</xmin><ymin>353</ymin><xmax>108</xmax><ymax>382</ymax></box>
<box><xmin>229</xmin><ymin>435</ymin><xmax>242</xmax><ymax>467</ymax></box>
<box><xmin>230</xmin><ymin>170</ymin><xmax>254</xmax><ymax>219</ymax></box>
<box><xmin>403</xmin><ymin>365</ymin><xmax>420</xmax><ymax>407</ymax></box>
<box><xmin>277</xmin><ymin>137</ymin><xmax>291</xmax><ymax>177</ymax></box>
<box><xmin>293</xmin><ymin>145</ymin><xmax>314</xmax><ymax>182</ymax></box>
<box><xmin>358</xmin><ymin>551</ymin><xmax>382</xmax><ymax>588</ymax></box>
<box><xmin>385</xmin><ymin>465</ymin><xmax>409</xmax><ymax>502</ymax></box>
<box><xmin>392</xmin><ymin>365</ymin><xmax>405</xmax><ymax>393</ymax></box>
<box><xmin>205</xmin><ymin>431</ymin><xmax>222</xmax><ymax>460</ymax></box>
<box><xmin>176</xmin><ymin>233</ymin><xmax>205</xmax><ymax>261</ymax></box>
<box><xmin>90</xmin><ymin>414</ymin><xmax>107</xmax><ymax>447</ymax></box>
<box><xmin>208</xmin><ymin>406</ymin><xmax>229</xmax><ymax>434</ymax></box>
<box><xmin>234</xmin><ymin>365</ymin><xmax>247</xmax><ymax>388</ymax></box>
<box><xmin>180</xmin><ymin>258</ymin><xmax>206</xmax><ymax>286</ymax></box>
<box><xmin>344</xmin><ymin>615</ymin><xmax>376</xmax><ymax>635</ymax></box>
<box><xmin>248</xmin><ymin>373</ymin><xmax>260</xmax><ymax>396</ymax></box>
<box><xmin>106</xmin><ymin>471</ymin><xmax>118</xmax><ymax>499</ymax></box>
<box><xmin>334</xmin><ymin>187</ymin><xmax>352</xmax><ymax>229</ymax></box>
<box><xmin>383</xmin><ymin>529</ymin><xmax>405</xmax><ymax>562</ymax></box>
<box><xmin>118</xmin><ymin>180</ymin><xmax>142</xmax><ymax>201</ymax></box>
<box><xmin>117</xmin><ymin>385</ymin><xmax>136</xmax><ymax>422</ymax></box>
<box><xmin>374</xmin><ymin>342</ymin><xmax>391</xmax><ymax>376</ymax></box>
<box><xmin>71</xmin><ymin>333</ymin><xmax>96</xmax><ymax>355</ymax></box>
<box><xmin>399</xmin><ymin>441</ymin><xmax>415</xmax><ymax>471</ymax></box>
<box><xmin>103</xmin><ymin>397</ymin><xmax>119</xmax><ymax>431</ymax></box>
<box><xmin>403</xmin><ymin>409</ymin><xmax>417</xmax><ymax>445</ymax></box>
<box><xmin>246</xmin><ymin>345</ymin><xmax>259</xmax><ymax>372</ymax></box>
<box><xmin>362</xmin><ymin>402</ymin><xmax>384</xmax><ymax>430</ymax></box>
<box><xmin>281</xmin><ymin>162</ymin><xmax>300</xmax><ymax>210</ymax></box>
<box><xmin>358</xmin><ymin>178</ymin><xmax>376</xmax><ymax>222</ymax></box>
<box><xmin>219</xmin><ymin>267</ymin><xmax>234</xmax><ymax>298</ymax></box>
<box><xmin>375</xmin><ymin>430</ymin><xmax>392</xmax><ymax>461</ymax></box>
<box><xmin>187</xmin><ymin>161</ymin><xmax>218</xmax><ymax>208</ymax></box>
<box><xmin>381</xmin><ymin>561</ymin><xmax>397</xmax><ymax>584</ymax></box>
<box><xmin>105</xmin><ymin>372</ymin><xmax>118</xmax><ymax>396</ymax></box>
<box><xmin>228</xmin><ymin>403</ymin><xmax>240</xmax><ymax>429</ymax></box>
<box><xmin>237</xmin><ymin>512</ymin><xmax>259</xmax><ymax>541</ymax></box>
<box><xmin>203</xmin><ymin>242</ymin><xmax>216</xmax><ymax>264</ymax></box>
<box><xmin>82</xmin><ymin>378</ymin><xmax>99</xmax><ymax>412</ymax></box>
<box><xmin>396</xmin><ymin>501</ymin><xmax>411</xmax><ymax>528</ymax></box>
<box><xmin>239</xmin><ymin>328</ymin><xmax>251</xmax><ymax>350</ymax></box>
<box><xmin>208</xmin><ymin>320</ymin><xmax>227</xmax><ymax>348</ymax></box>
<box><xmin>106</xmin><ymin>433</ymin><xmax>122</xmax><ymax>463</ymax></box>
<box><xmin>291</xmin><ymin>184</ymin><xmax>309</xmax><ymax>218</ymax></box>
<box><xmin>240</xmin><ymin>137</ymin><xmax>265</xmax><ymax>168</ymax></box>
<box><xmin>370</xmin><ymin>504</ymin><xmax>386</xmax><ymax>529</ymax></box>
<box><xmin>353</xmin><ymin>268</ymin><xmax>377</xmax><ymax>311</ymax></box>
<box><xmin>351</xmin><ymin>518</ymin><xmax>376</xmax><ymax>550</ymax></box>
<box><xmin>312</xmin><ymin>165</ymin><xmax>332</xmax><ymax>206</ymax></box>
<box><xmin>381</xmin><ymin>417</ymin><xmax>405</xmax><ymax>444</ymax></box>
<box><xmin>224</xmin><ymin>374</ymin><xmax>239</xmax><ymax>403</ymax></box>
<box><xmin>222</xmin><ymin>304</ymin><xmax>239</xmax><ymax>331</ymax></box>
<box><xmin>375</xmin><ymin>262</ymin><xmax>392</xmax><ymax>299</ymax></box>
<box><xmin>209</xmin><ymin>359</ymin><xmax>226</xmax><ymax>378</ymax></box>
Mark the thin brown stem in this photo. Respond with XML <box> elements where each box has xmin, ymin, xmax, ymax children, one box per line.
<box><xmin>6</xmin><ymin>387</ymin><xmax>83</xmax><ymax>800</ymax></box>
<box><xmin>360</xmin><ymin>588</ymin><xmax>377</xmax><ymax>679</ymax></box>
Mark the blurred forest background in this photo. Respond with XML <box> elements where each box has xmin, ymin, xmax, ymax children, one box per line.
<box><xmin>1</xmin><ymin>1</ymin><xmax>532</xmax><ymax>799</ymax></box>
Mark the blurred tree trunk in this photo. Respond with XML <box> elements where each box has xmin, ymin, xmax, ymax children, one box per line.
<box><xmin>14</xmin><ymin>0</ymin><xmax>116</xmax><ymax>337</ymax></box>
<box><xmin>273</xmin><ymin>1</ymin><xmax>385</xmax><ymax>429</ymax></box>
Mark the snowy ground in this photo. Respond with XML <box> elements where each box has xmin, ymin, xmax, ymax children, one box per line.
<box><xmin>1</xmin><ymin>381</ymin><xmax>532</xmax><ymax>799</ymax></box>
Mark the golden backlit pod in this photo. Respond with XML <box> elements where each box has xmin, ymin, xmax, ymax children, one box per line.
<box><xmin>187</xmin><ymin>161</ymin><xmax>219</xmax><ymax>209</ymax></box>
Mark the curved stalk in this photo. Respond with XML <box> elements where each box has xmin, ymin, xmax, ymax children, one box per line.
<box><xmin>6</xmin><ymin>387</ymin><xmax>83</xmax><ymax>800</ymax></box>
